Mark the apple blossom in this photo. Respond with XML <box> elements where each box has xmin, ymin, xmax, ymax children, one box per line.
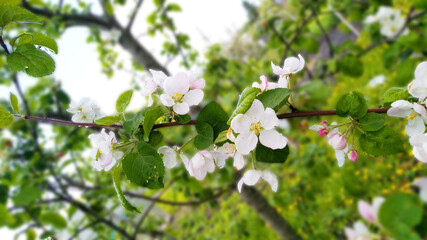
<box><xmin>364</xmin><ymin>6</ymin><xmax>408</xmax><ymax>38</ymax></box>
<box><xmin>88</xmin><ymin>129</ymin><xmax>123</xmax><ymax>171</ymax></box>
<box><xmin>347</xmin><ymin>150</ymin><xmax>358</xmax><ymax>162</ymax></box>
<box><xmin>387</xmin><ymin>100</ymin><xmax>427</xmax><ymax>136</ymax></box>
<box><xmin>310</xmin><ymin>120</ymin><xmax>329</xmax><ymax>136</ymax></box>
<box><xmin>358</xmin><ymin>197</ymin><xmax>385</xmax><ymax>224</ymax></box>
<box><xmin>141</xmin><ymin>77</ymin><xmax>157</xmax><ymax>107</ymax></box>
<box><xmin>271</xmin><ymin>54</ymin><xmax>305</xmax><ymax>88</ymax></box>
<box><xmin>409</xmin><ymin>133</ymin><xmax>427</xmax><ymax>162</ymax></box>
<box><xmin>214</xmin><ymin>142</ymin><xmax>246</xmax><ymax>170</ymax></box>
<box><xmin>187</xmin><ymin>150</ymin><xmax>224</xmax><ymax>180</ymax></box>
<box><xmin>344</xmin><ymin>221</ymin><xmax>373</xmax><ymax>240</ymax></box>
<box><xmin>408</xmin><ymin>62</ymin><xmax>427</xmax><ymax>100</ymax></box>
<box><xmin>230</xmin><ymin>99</ymin><xmax>288</xmax><ymax>155</ymax></box>
<box><xmin>149</xmin><ymin>69</ymin><xmax>168</xmax><ymax>88</ymax></box>
<box><xmin>160</xmin><ymin>72</ymin><xmax>204</xmax><ymax>115</ymax></box>
<box><xmin>368</xmin><ymin>75</ymin><xmax>386</xmax><ymax>87</ymax></box>
<box><xmin>157</xmin><ymin>146</ymin><xmax>179</xmax><ymax>169</ymax></box>
<box><xmin>412</xmin><ymin>177</ymin><xmax>427</xmax><ymax>203</ymax></box>
<box><xmin>328</xmin><ymin>133</ymin><xmax>347</xmax><ymax>150</ymax></box>
<box><xmin>67</xmin><ymin>98</ymin><xmax>104</xmax><ymax>123</ymax></box>
<box><xmin>252</xmin><ymin>75</ymin><xmax>278</xmax><ymax>92</ymax></box>
<box><xmin>237</xmin><ymin>169</ymin><xmax>278</xmax><ymax>193</ymax></box>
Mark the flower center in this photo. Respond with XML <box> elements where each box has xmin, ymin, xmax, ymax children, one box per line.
<box><xmin>172</xmin><ymin>93</ymin><xmax>184</xmax><ymax>103</ymax></box>
<box><xmin>408</xmin><ymin>112</ymin><xmax>417</xmax><ymax>120</ymax></box>
<box><xmin>250</xmin><ymin>122</ymin><xmax>263</xmax><ymax>135</ymax></box>
<box><xmin>391</xmin><ymin>26</ymin><xmax>397</xmax><ymax>32</ymax></box>
<box><xmin>224</xmin><ymin>144</ymin><xmax>236</xmax><ymax>155</ymax></box>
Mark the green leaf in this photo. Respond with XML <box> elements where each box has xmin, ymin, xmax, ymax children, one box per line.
<box><xmin>9</xmin><ymin>93</ymin><xmax>18</xmax><ymax>113</ymax></box>
<box><xmin>148</xmin><ymin>130</ymin><xmax>163</xmax><ymax>147</ymax></box>
<box><xmin>123</xmin><ymin>112</ymin><xmax>143</xmax><ymax>135</ymax></box>
<box><xmin>122</xmin><ymin>142</ymin><xmax>165</xmax><ymax>189</ymax></box>
<box><xmin>338</xmin><ymin>55</ymin><xmax>364</xmax><ymax>77</ymax></box>
<box><xmin>359</xmin><ymin>113</ymin><xmax>385</xmax><ymax>132</ymax></box>
<box><xmin>256</xmin><ymin>88</ymin><xmax>291</xmax><ymax>111</ymax></box>
<box><xmin>166</xmin><ymin>3</ymin><xmax>181</xmax><ymax>11</ymax></box>
<box><xmin>176</xmin><ymin>114</ymin><xmax>191</xmax><ymax>124</ymax></box>
<box><xmin>414</xmin><ymin>0</ymin><xmax>427</xmax><ymax>10</ymax></box>
<box><xmin>143</xmin><ymin>106</ymin><xmax>166</xmax><ymax>142</ymax></box>
<box><xmin>116</xmin><ymin>90</ymin><xmax>133</xmax><ymax>113</ymax></box>
<box><xmin>359</xmin><ymin>127</ymin><xmax>404</xmax><ymax>156</ymax></box>
<box><xmin>15</xmin><ymin>33</ymin><xmax>58</xmax><ymax>54</ymax></box>
<box><xmin>197</xmin><ymin>102</ymin><xmax>229</xmax><ymax>139</ymax></box>
<box><xmin>228</xmin><ymin>87</ymin><xmax>261</xmax><ymax>124</ymax></box>
<box><xmin>336</xmin><ymin>91</ymin><xmax>367</xmax><ymax>119</ymax></box>
<box><xmin>94</xmin><ymin>115</ymin><xmax>122</xmax><ymax>125</ymax></box>
<box><xmin>0</xmin><ymin>108</ymin><xmax>14</xmax><ymax>128</ymax></box>
<box><xmin>7</xmin><ymin>44</ymin><xmax>55</xmax><ymax>77</ymax></box>
<box><xmin>379</xmin><ymin>193</ymin><xmax>423</xmax><ymax>240</ymax></box>
<box><xmin>255</xmin><ymin>144</ymin><xmax>289</xmax><ymax>163</ymax></box>
<box><xmin>0</xmin><ymin>0</ymin><xmax>22</xmax><ymax>6</ymax></box>
<box><xmin>39</xmin><ymin>212</ymin><xmax>67</xmax><ymax>229</ymax></box>
<box><xmin>112</xmin><ymin>166</ymin><xmax>140</xmax><ymax>213</ymax></box>
<box><xmin>25</xmin><ymin>229</ymin><xmax>37</xmax><ymax>240</ymax></box>
<box><xmin>0</xmin><ymin>5</ymin><xmax>42</xmax><ymax>29</ymax></box>
<box><xmin>194</xmin><ymin>122</ymin><xmax>214</xmax><ymax>150</ymax></box>
<box><xmin>214</xmin><ymin>130</ymin><xmax>229</xmax><ymax>146</ymax></box>
<box><xmin>0</xmin><ymin>204</ymin><xmax>12</xmax><ymax>227</ymax></box>
<box><xmin>383</xmin><ymin>87</ymin><xmax>411</xmax><ymax>107</ymax></box>
<box><xmin>12</xmin><ymin>185</ymin><xmax>43</xmax><ymax>205</ymax></box>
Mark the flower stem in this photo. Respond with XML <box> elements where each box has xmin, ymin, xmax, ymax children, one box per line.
<box><xmin>251</xmin><ymin>151</ymin><xmax>256</xmax><ymax>170</ymax></box>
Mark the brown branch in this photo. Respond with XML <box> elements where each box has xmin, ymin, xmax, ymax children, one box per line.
<box><xmin>12</xmin><ymin>108</ymin><xmax>390</xmax><ymax>130</ymax></box>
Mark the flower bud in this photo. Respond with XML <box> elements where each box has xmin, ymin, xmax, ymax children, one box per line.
<box><xmin>321</xmin><ymin>120</ymin><xmax>328</xmax><ymax>125</ymax></box>
<box><xmin>348</xmin><ymin>150</ymin><xmax>358</xmax><ymax>162</ymax></box>
<box><xmin>318</xmin><ymin>128</ymin><xmax>329</xmax><ymax>136</ymax></box>
<box><xmin>328</xmin><ymin>133</ymin><xmax>347</xmax><ymax>150</ymax></box>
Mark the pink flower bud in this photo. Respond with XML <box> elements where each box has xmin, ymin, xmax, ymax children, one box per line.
<box><xmin>321</xmin><ymin>120</ymin><xmax>328</xmax><ymax>125</ymax></box>
<box><xmin>318</xmin><ymin>128</ymin><xmax>329</xmax><ymax>136</ymax></box>
<box><xmin>348</xmin><ymin>150</ymin><xmax>358</xmax><ymax>162</ymax></box>
<box><xmin>328</xmin><ymin>133</ymin><xmax>347</xmax><ymax>150</ymax></box>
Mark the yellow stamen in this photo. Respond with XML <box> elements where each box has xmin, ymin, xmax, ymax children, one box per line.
<box><xmin>408</xmin><ymin>81</ymin><xmax>414</xmax><ymax>90</ymax></box>
<box><xmin>172</xmin><ymin>93</ymin><xmax>184</xmax><ymax>102</ymax></box>
<box><xmin>408</xmin><ymin>112</ymin><xmax>417</xmax><ymax>120</ymax></box>
<box><xmin>250</xmin><ymin>122</ymin><xmax>263</xmax><ymax>135</ymax></box>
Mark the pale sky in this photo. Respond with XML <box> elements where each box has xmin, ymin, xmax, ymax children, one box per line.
<box><xmin>1</xmin><ymin>0</ymin><xmax>255</xmax><ymax>238</ymax></box>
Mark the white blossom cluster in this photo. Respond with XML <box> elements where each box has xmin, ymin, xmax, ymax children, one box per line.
<box><xmin>364</xmin><ymin>6</ymin><xmax>408</xmax><ymax>39</ymax></box>
<box><xmin>67</xmin><ymin>98</ymin><xmax>104</xmax><ymax>123</ymax></box>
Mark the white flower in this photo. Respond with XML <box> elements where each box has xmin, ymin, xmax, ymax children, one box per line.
<box><xmin>271</xmin><ymin>54</ymin><xmax>305</xmax><ymax>87</ymax></box>
<box><xmin>409</xmin><ymin>133</ymin><xmax>427</xmax><ymax>162</ymax></box>
<box><xmin>344</xmin><ymin>221</ymin><xmax>372</xmax><ymax>240</ymax></box>
<box><xmin>365</xmin><ymin>7</ymin><xmax>408</xmax><ymax>38</ymax></box>
<box><xmin>88</xmin><ymin>129</ymin><xmax>123</xmax><ymax>171</ymax></box>
<box><xmin>187</xmin><ymin>150</ymin><xmax>223</xmax><ymax>180</ymax></box>
<box><xmin>141</xmin><ymin>78</ymin><xmax>157</xmax><ymax>107</ymax></box>
<box><xmin>368</xmin><ymin>75</ymin><xmax>386</xmax><ymax>87</ymax></box>
<box><xmin>358</xmin><ymin>197</ymin><xmax>385</xmax><ymax>224</ymax></box>
<box><xmin>157</xmin><ymin>146</ymin><xmax>178</xmax><ymax>169</ymax></box>
<box><xmin>160</xmin><ymin>72</ymin><xmax>204</xmax><ymax>115</ymax></box>
<box><xmin>387</xmin><ymin>100</ymin><xmax>427</xmax><ymax>136</ymax></box>
<box><xmin>230</xmin><ymin>99</ymin><xmax>288</xmax><ymax>155</ymax></box>
<box><xmin>149</xmin><ymin>69</ymin><xmax>168</xmax><ymax>88</ymax></box>
<box><xmin>214</xmin><ymin>142</ymin><xmax>246</xmax><ymax>170</ymax></box>
<box><xmin>412</xmin><ymin>177</ymin><xmax>427</xmax><ymax>202</ymax></box>
<box><xmin>67</xmin><ymin>98</ymin><xmax>104</xmax><ymax>123</ymax></box>
<box><xmin>237</xmin><ymin>169</ymin><xmax>278</xmax><ymax>193</ymax></box>
<box><xmin>252</xmin><ymin>75</ymin><xmax>278</xmax><ymax>92</ymax></box>
<box><xmin>326</xmin><ymin>124</ymin><xmax>348</xmax><ymax>167</ymax></box>
<box><xmin>408</xmin><ymin>62</ymin><xmax>427</xmax><ymax>100</ymax></box>
<box><xmin>186</xmin><ymin>71</ymin><xmax>205</xmax><ymax>90</ymax></box>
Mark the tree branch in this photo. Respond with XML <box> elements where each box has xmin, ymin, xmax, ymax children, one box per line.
<box><xmin>12</xmin><ymin>108</ymin><xmax>390</xmax><ymax>130</ymax></box>
<box><xmin>126</xmin><ymin>0</ymin><xmax>144</xmax><ymax>32</ymax></box>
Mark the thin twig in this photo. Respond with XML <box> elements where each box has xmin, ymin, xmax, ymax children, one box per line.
<box><xmin>312</xmin><ymin>7</ymin><xmax>334</xmax><ymax>57</ymax></box>
<box><xmin>328</xmin><ymin>4</ymin><xmax>360</xmax><ymax>37</ymax></box>
<box><xmin>126</xmin><ymin>0</ymin><xmax>144</xmax><ymax>32</ymax></box>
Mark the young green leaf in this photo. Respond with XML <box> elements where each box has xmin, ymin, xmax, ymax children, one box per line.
<box><xmin>116</xmin><ymin>90</ymin><xmax>133</xmax><ymax>113</ymax></box>
<box><xmin>255</xmin><ymin>144</ymin><xmax>289</xmax><ymax>163</ymax></box>
<box><xmin>39</xmin><ymin>212</ymin><xmax>67</xmax><ymax>229</ymax></box>
<box><xmin>359</xmin><ymin>127</ymin><xmax>404</xmax><ymax>156</ymax></box>
<box><xmin>9</xmin><ymin>93</ymin><xmax>19</xmax><ymax>113</ymax></box>
<box><xmin>12</xmin><ymin>185</ymin><xmax>43</xmax><ymax>205</ymax></box>
<box><xmin>123</xmin><ymin>112</ymin><xmax>143</xmax><ymax>135</ymax></box>
<box><xmin>0</xmin><ymin>108</ymin><xmax>14</xmax><ymax>128</ymax></box>
<box><xmin>0</xmin><ymin>0</ymin><xmax>22</xmax><ymax>6</ymax></box>
<box><xmin>256</xmin><ymin>88</ymin><xmax>291</xmax><ymax>111</ymax></box>
<box><xmin>143</xmin><ymin>106</ymin><xmax>166</xmax><ymax>142</ymax></box>
<box><xmin>359</xmin><ymin>113</ymin><xmax>385</xmax><ymax>132</ymax></box>
<box><xmin>0</xmin><ymin>5</ymin><xmax>42</xmax><ymax>29</ymax></box>
<box><xmin>197</xmin><ymin>102</ymin><xmax>229</xmax><ymax>139</ymax></box>
<box><xmin>176</xmin><ymin>114</ymin><xmax>191</xmax><ymax>124</ymax></box>
<box><xmin>214</xmin><ymin>130</ymin><xmax>229</xmax><ymax>146</ymax></box>
<box><xmin>338</xmin><ymin>55</ymin><xmax>364</xmax><ymax>77</ymax></box>
<box><xmin>228</xmin><ymin>87</ymin><xmax>261</xmax><ymax>124</ymax></box>
<box><xmin>122</xmin><ymin>142</ymin><xmax>165</xmax><ymax>189</ymax></box>
<box><xmin>336</xmin><ymin>91</ymin><xmax>368</xmax><ymax>119</ymax></box>
<box><xmin>94</xmin><ymin>115</ymin><xmax>123</xmax><ymax>125</ymax></box>
<box><xmin>15</xmin><ymin>33</ymin><xmax>58</xmax><ymax>54</ymax></box>
<box><xmin>112</xmin><ymin>166</ymin><xmax>140</xmax><ymax>213</ymax></box>
<box><xmin>194</xmin><ymin>122</ymin><xmax>214</xmax><ymax>150</ymax></box>
<box><xmin>7</xmin><ymin>44</ymin><xmax>55</xmax><ymax>77</ymax></box>
<box><xmin>383</xmin><ymin>87</ymin><xmax>411</xmax><ymax>107</ymax></box>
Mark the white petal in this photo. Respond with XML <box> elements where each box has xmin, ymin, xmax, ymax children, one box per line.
<box><xmin>415</xmin><ymin>62</ymin><xmax>427</xmax><ymax>81</ymax></box>
<box><xmin>406</xmin><ymin>116</ymin><xmax>425</xmax><ymax>137</ymax></box>
<box><xmin>192</xmin><ymin>167</ymin><xmax>207</xmax><ymax>180</ymax></box>
<box><xmin>259</xmin><ymin>129</ymin><xmax>288</xmax><ymax>150</ymax></box>
<box><xmin>271</xmin><ymin>61</ymin><xmax>286</xmax><ymax>76</ymax></box>
<box><xmin>335</xmin><ymin>150</ymin><xmax>345</xmax><ymax>167</ymax></box>
<box><xmin>163</xmin><ymin>74</ymin><xmax>189</xmax><ymax>96</ymax></box>
<box><xmin>141</xmin><ymin>79</ymin><xmax>157</xmax><ymax>96</ymax></box>
<box><xmin>409</xmin><ymin>79</ymin><xmax>427</xmax><ymax>99</ymax></box>
<box><xmin>277</xmin><ymin>76</ymin><xmax>288</xmax><ymax>88</ymax></box>
<box><xmin>413</xmin><ymin>178</ymin><xmax>427</xmax><ymax>202</ymax></box>
<box><xmin>190</xmin><ymin>78</ymin><xmax>205</xmax><ymax>89</ymax></box>
<box><xmin>387</xmin><ymin>100</ymin><xmax>413</xmax><ymax>118</ymax></box>
<box><xmin>413</xmin><ymin>102</ymin><xmax>426</xmax><ymax>116</ymax></box>
<box><xmin>233</xmin><ymin>152</ymin><xmax>246</xmax><ymax>170</ymax></box>
<box><xmin>243</xmin><ymin>170</ymin><xmax>263</xmax><ymax>186</ymax></box>
<box><xmin>235</xmin><ymin>132</ymin><xmax>258</xmax><ymax>155</ymax></box>
<box><xmin>231</xmin><ymin>114</ymin><xmax>251</xmax><ymax>134</ymax></box>
<box><xmin>158</xmin><ymin>146</ymin><xmax>177</xmax><ymax>169</ymax></box>
<box><xmin>245</xmin><ymin>99</ymin><xmax>264</xmax><ymax>121</ymax></box>
<box><xmin>183</xmin><ymin>89</ymin><xmax>204</xmax><ymax>106</ymax></box>
<box><xmin>237</xmin><ymin>177</ymin><xmax>245</xmax><ymax>193</ymax></box>
<box><xmin>211</xmin><ymin>151</ymin><xmax>227</xmax><ymax>168</ymax></box>
<box><xmin>160</xmin><ymin>94</ymin><xmax>174</xmax><ymax>107</ymax></box>
<box><xmin>173</xmin><ymin>102</ymin><xmax>190</xmax><ymax>115</ymax></box>
<box><xmin>150</xmin><ymin>69</ymin><xmax>168</xmax><ymax>87</ymax></box>
<box><xmin>260</xmin><ymin>108</ymin><xmax>280</xmax><ymax>130</ymax></box>
<box><xmin>148</xmin><ymin>95</ymin><xmax>154</xmax><ymax>107</ymax></box>
<box><xmin>261</xmin><ymin>170</ymin><xmax>278</xmax><ymax>192</ymax></box>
